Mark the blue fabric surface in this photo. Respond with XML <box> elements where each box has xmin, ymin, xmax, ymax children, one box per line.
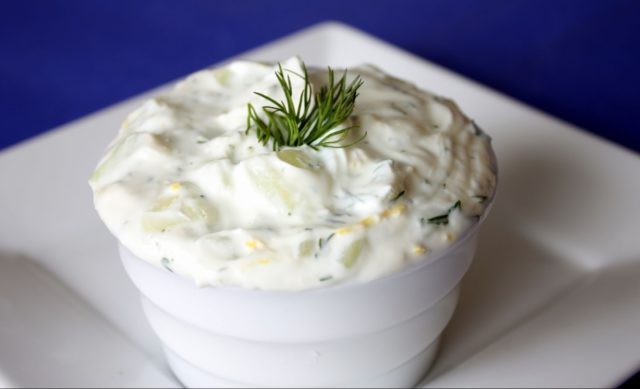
<box><xmin>1</xmin><ymin>0</ymin><xmax>639</xmax><ymax>155</ymax></box>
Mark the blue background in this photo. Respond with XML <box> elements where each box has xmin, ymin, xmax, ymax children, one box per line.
<box><xmin>0</xmin><ymin>0</ymin><xmax>639</xmax><ymax>385</ymax></box>
<box><xmin>1</xmin><ymin>0</ymin><xmax>640</xmax><ymax>154</ymax></box>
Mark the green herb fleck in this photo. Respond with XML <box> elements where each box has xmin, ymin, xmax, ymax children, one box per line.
<box><xmin>319</xmin><ymin>275</ymin><xmax>333</xmax><ymax>282</ymax></box>
<box><xmin>161</xmin><ymin>257</ymin><xmax>174</xmax><ymax>273</ymax></box>
<box><xmin>473</xmin><ymin>195</ymin><xmax>488</xmax><ymax>204</ymax></box>
<box><xmin>422</xmin><ymin>200</ymin><xmax>462</xmax><ymax>226</ymax></box>
<box><xmin>390</xmin><ymin>102</ymin><xmax>408</xmax><ymax>115</ymax></box>
<box><xmin>390</xmin><ymin>190</ymin><xmax>405</xmax><ymax>202</ymax></box>
<box><xmin>246</xmin><ymin>61</ymin><xmax>365</xmax><ymax>150</ymax></box>
<box><xmin>318</xmin><ymin>233</ymin><xmax>335</xmax><ymax>249</ymax></box>
<box><xmin>472</xmin><ymin>121</ymin><xmax>491</xmax><ymax>140</ymax></box>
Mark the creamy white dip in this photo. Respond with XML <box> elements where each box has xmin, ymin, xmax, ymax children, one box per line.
<box><xmin>89</xmin><ymin>57</ymin><xmax>496</xmax><ymax>291</ymax></box>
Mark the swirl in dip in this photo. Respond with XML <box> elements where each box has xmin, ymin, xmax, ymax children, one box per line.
<box><xmin>89</xmin><ymin>57</ymin><xmax>496</xmax><ymax>291</ymax></box>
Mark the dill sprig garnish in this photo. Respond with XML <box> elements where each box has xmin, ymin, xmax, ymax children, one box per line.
<box><xmin>246</xmin><ymin>61</ymin><xmax>365</xmax><ymax>150</ymax></box>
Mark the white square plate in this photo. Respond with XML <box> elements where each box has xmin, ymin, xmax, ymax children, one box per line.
<box><xmin>1</xmin><ymin>22</ymin><xmax>639</xmax><ymax>388</ymax></box>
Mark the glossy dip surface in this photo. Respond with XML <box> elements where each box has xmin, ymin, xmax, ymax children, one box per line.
<box><xmin>89</xmin><ymin>57</ymin><xmax>496</xmax><ymax>291</ymax></box>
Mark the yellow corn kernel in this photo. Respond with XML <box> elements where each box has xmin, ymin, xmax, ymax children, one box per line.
<box><xmin>413</xmin><ymin>245</ymin><xmax>427</xmax><ymax>255</ymax></box>
<box><xmin>169</xmin><ymin>182</ymin><xmax>182</xmax><ymax>192</ymax></box>
<box><xmin>382</xmin><ymin>203</ymin><xmax>406</xmax><ymax>218</ymax></box>
<box><xmin>256</xmin><ymin>258</ymin><xmax>271</xmax><ymax>266</ymax></box>
<box><xmin>242</xmin><ymin>257</ymin><xmax>271</xmax><ymax>270</ymax></box>
<box><xmin>360</xmin><ymin>216</ymin><xmax>377</xmax><ymax>227</ymax></box>
<box><xmin>336</xmin><ymin>227</ymin><xmax>353</xmax><ymax>236</ymax></box>
<box><xmin>245</xmin><ymin>239</ymin><xmax>264</xmax><ymax>250</ymax></box>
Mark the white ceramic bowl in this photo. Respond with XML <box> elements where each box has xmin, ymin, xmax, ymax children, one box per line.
<box><xmin>119</xmin><ymin>207</ymin><xmax>491</xmax><ymax>388</ymax></box>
